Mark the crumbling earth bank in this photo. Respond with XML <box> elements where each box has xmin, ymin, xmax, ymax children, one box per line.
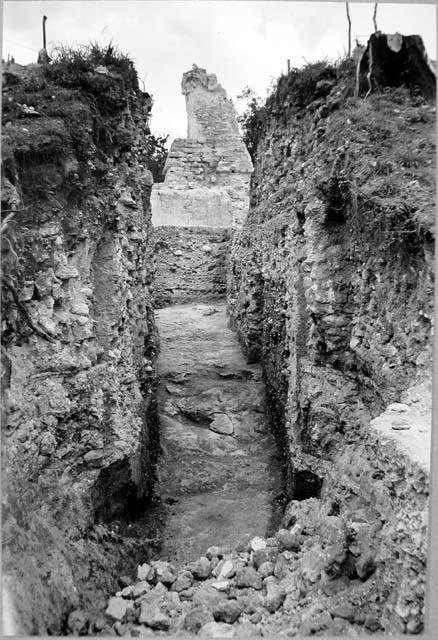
<box><xmin>1</xmin><ymin>62</ymin><xmax>159</xmax><ymax>633</ymax></box>
<box><xmin>227</xmin><ymin>65</ymin><xmax>434</xmax><ymax>633</ymax></box>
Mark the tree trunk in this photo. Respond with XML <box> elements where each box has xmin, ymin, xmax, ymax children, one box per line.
<box><xmin>357</xmin><ymin>33</ymin><xmax>436</xmax><ymax>100</ymax></box>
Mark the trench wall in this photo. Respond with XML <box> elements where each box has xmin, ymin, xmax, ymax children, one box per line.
<box><xmin>1</xmin><ymin>62</ymin><xmax>159</xmax><ymax>634</ymax></box>
<box><xmin>228</xmin><ymin>63</ymin><xmax>435</xmax><ymax>632</ymax></box>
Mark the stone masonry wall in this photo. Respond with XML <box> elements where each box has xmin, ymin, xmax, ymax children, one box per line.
<box><xmin>151</xmin><ymin>65</ymin><xmax>253</xmax><ymax>306</ymax></box>
<box><xmin>152</xmin><ymin>65</ymin><xmax>252</xmax><ymax>230</ymax></box>
<box><xmin>228</xmin><ymin>62</ymin><xmax>435</xmax><ymax>633</ymax></box>
<box><xmin>1</xmin><ymin>62</ymin><xmax>159</xmax><ymax>634</ymax></box>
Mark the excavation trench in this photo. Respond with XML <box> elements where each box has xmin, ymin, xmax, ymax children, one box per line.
<box><xmin>2</xmin><ymin>55</ymin><xmax>432</xmax><ymax>637</ymax></box>
<box><xmin>151</xmin><ymin>301</ymin><xmax>284</xmax><ymax>564</ymax></box>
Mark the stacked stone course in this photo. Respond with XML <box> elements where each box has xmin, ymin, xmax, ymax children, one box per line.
<box><xmin>152</xmin><ymin>65</ymin><xmax>253</xmax><ymax>306</ymax></box>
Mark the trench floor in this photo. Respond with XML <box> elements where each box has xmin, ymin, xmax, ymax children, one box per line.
<box><xmin>153</xmin><ymin>302</ymin><xmax>283</xmax><ymax>564</ymax></box>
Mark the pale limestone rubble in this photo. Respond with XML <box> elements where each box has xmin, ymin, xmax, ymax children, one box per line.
<box><xmin>151</xmin><ymin>65</ymin><xmax>253</xmax><ymax>229</ymax></box>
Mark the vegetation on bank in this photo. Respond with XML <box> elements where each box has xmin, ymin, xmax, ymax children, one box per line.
<box><xmin>44</xmin><ymin>42</ymin><xmax>140</xmax><ymax>95</ymax></box>
<box><xmin>43</xmin><ymin>42</ymin><xmax>169</xmax><ymax>178</ymax></box>
<box><xmin>237</xmin><ymin>59</ymin><xmax>356</xmax><ymax>161</ymax></box>
<box><xmin>237</xmin><ymin>55</ymin><xmax>435</xmax><ymax>261</ymax></box>
<box><xmin>2</xmin><ymin>42</ymin><xmax>168</xmax><ymax>177</ymax></box>
<box><xmin>145</xmin><ymin>134</ymin><xmax>168</xmax><ymax>183</ymax></box>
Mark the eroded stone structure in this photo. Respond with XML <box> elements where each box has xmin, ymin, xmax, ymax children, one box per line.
<box><xmin>152</xmin><ymin>66</ymin><xmax>253</xmax><ymax>307</ymax></box>
<box><xmin>151</xmin><ymin>65</ymin><xmax>253</xmax><ymax>229</ymax></box>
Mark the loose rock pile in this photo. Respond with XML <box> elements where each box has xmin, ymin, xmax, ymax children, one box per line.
<box><xmin>67</xmin><ymin>497</ymin><xmax>404</xmax><ymax>637</ymax></box>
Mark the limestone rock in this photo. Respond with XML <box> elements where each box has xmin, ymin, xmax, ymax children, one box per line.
<box><xmin>189</xmin><ymin>556</ymin><xmax>212</xmax><ymax>580</ymax></box>
<box><xmin>206</xmin><ymin>546</ymin><xmax>225</xmax><ymax>560</ymax></box>
<box><xmin>39</xmin><ymin>433</ymin><xmax>56</xmax><ymax>456</ymax></box>
<box><xmin>263</xmin><ymin>576</ymin><xmax>286</xmax><ymax>613</ymax></box>
<box><xmin>250</xmin><ymin>536</ymin><xmax>267</xmax><ymax>552</ymax></box>
<box><xmin>200</xmin><ymin>621</ymin><xmax>235</xmax><ymax>638</ymax></box>
<box><xmin>330</xmin><ymin>603</ymin><xmax>357</xmax><ymax>622</ymax></box>
<box><xmin>183</xmin><ymin>606</ymin><xmax>214</xmax><ymax>633</ymax></box>
<box><xmin>172</xmin><ymin>571</ymin><xmax>193</xmax><ymax>593</ymax></box>
<box><xmin>67</xmin><ymin>610</ymin><xmax>88</xmax><ymax>634</ymax></box>
<box><xmin>84</xmin><ymin>450</ymin><xmax>104</xmax><ymax>463</ymax></box>
<box><xmin>275</xmin><ymin>529</ymin><xmax>302</xmax><ymax>552</ymax></box>
<box><xmin>388</xmin><ymin>403</ymin><xmax>410</xmax><ymax>412</ymax></box>
<box><xmin>92</xmin><ymin>616</ymin><xmax>107</xmax><ymax>632</ymax></box>
<box><xmin>192</xmin><ymin>585</ymin><xmax>227</xmax><ymax>607</ymax></box>
<box><xmin>258</xmin><ymin>561</ymin><xmax>275</xmax><ymax>579</ymax></box>
<box><xmin>118</xmin><ymin>191</ymin><xmax>137</xmax><ymax>208</ymax></box>
<box><xmin>179</xmin><ymin>587</ymin><xmax>196</xmax><ymax>601</ymax></box>
<box><xmin>216</xmin><ymin>559</ymin><xmax>235</xmax><ymax>580</ymax></box>
<box><xmin>18</xmin><ymin>283</ymin><xmax>35</xmax><ymax>302</ymax></box>
<box><xmin>239</xmin><ymin>590</ymin><xmax>265</xmax><ymax>615</ymax></box>
<box><xmin>151</xmin><ymin>582</ymin><xmax>168</xmax><ymax>598</ymax></box>
<box><xmin>273</xmin><ymin>554</ymin><xmax>293</xmax><ymax>580</ymax></box>
<box><xmin>105</xmin><ymin>597</ymin><xmax>128</xmax><ymax>621</ymax></box>
<box><xmin>138</xmin><ymin>602</ymin><xmax>170</xmax><ymax>630</ymax></box>
<box><xmin>211</xmin><ymin>580</ymin><xmax>230</xmax><ymax>592</ymax></box>
<box><xmin>117</xmin><ymin>585</ymin><xmax>135</xmax><ymax>599</ymax></box>
<box><xmin>355</xmin><ymin>553</ymin><xmax>377</xmax><ymax>580</ymax></box>
<box><xmin>152</xmin><ymin>560</ymin><xmax>176</xmax><ymax>586</ymax></box>
<box><xmin>54</xmin><ymin>265</ymin><xmax>79</xmax><ymax>280</ymax></box>
<box><xmin>117</xmin><ymin>574</ymin><xmax>133</xmax><ymax>590</ymax></box>
<box><xmin>213</xmin><ymin>599</ymin><xmax>242</xmax><ymax>624</ymax></box>
<box><xmin>209</xmin><ymin>413</ymin><xmax>234</xmax><ymax>435</ymax></box>
<box><xmin>137</xmin><ymin>563</ymin><xmax>153</xmax><ymax>582</ymax></box>
<box><xmin>253</xmin><ymin>547</ymin><xmax>278</xmax><ymax>569</ymax></box>
<box><xmin>235</xmin><ymin>567</ymin><xmax>262</xmax><ymax>590</ymax></box>
<box><xmin>132</xmin><ymin>582</ymin><xmax>150</xmax><ymax>598</ymax></box>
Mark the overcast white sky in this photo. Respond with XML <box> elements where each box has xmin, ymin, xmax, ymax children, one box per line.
<box><xmin>2</xmin><ymin>1</ymin><xmax>437</xmax><ymax>141</ymax></box>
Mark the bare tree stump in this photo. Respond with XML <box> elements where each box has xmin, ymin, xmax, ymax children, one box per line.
<box><xmin>357</xmin><ymin>33</ymin><xmax>436</xmax><ymax>100</ymax></box>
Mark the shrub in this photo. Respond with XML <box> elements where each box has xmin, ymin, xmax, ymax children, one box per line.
<box><xmin>43</xmin><ymin>42</ymin><xmax>140</xmax><ymax>118</ymax></box>
<box><xmin>269</xmin><ymin>60</ymin><xmax>337</xmax><ymax>112</ymax></box>
<box><xmin>145</xmin><ymin>134</ymin><xmax>169</xmax><ymax>183</ymax></box>
<box><xmin>237</xmin><ymin>59</ymin><xmax>356</xmax><ymax>161</ymax></box>
<box><xmin>45</xmin><ymin>41</ymin><xmax>139</xmax><ymax>90</ymax></box>
<box><xmin>237</xmin><ymin>87</ymin><xmax>267</xmax><ymax>162</ymax></box>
